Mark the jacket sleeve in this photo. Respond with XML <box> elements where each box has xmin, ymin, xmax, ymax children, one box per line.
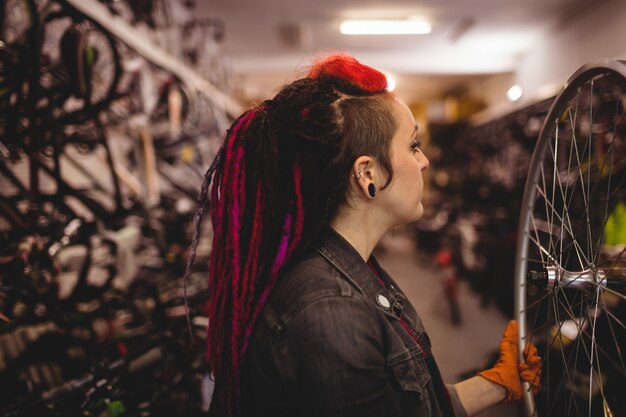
<box><xmin>279</xmin><ymin>295</ymin><xmax>405</xmax><ymax>417</ymax></box>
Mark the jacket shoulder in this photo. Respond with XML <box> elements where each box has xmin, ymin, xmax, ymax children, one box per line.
<box><xmin>263</xmin><ymin>252</ymin><xmax>361</xmax><ymax>329</ymax></box>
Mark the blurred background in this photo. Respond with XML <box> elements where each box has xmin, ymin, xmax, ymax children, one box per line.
<box><xmin>0</xmin><ymin>0</ymin><xmax>625</xmax><ymax>416</ymax></box>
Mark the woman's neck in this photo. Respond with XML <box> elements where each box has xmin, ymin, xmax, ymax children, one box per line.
<box><xmin>329</xmin><ymin>207</ymin><xmax>391</xmax><ymax>261</ymax></box>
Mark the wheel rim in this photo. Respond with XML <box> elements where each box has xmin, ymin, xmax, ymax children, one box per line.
<box><xmin>516</xmin><ymin>60</ymin><xmax>626</xmax><ymax>417</ymax></box>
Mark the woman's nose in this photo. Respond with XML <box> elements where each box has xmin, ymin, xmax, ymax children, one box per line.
<box><xmin>419</xmin><ymin>152</ymin><xmax>429</xmax><ymax>170</ymax></box>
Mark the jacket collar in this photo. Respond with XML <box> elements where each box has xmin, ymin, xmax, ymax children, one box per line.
<box><xmin>314</xmin><ymin>227</ymin><xmax>421</xmax><ymax>330</ymax></box>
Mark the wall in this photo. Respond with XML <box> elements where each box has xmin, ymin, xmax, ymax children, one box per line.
<box><xmin>516</xmin><ymin>0</ymin><xmax>626</xmax><ymax>98</ymax></box>
<box><xmin>474</xmin><ymin>0</ymin><xmax>626</xmax><ymax>122</ymax></box>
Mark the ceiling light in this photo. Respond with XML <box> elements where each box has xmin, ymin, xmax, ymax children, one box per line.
<box><xmin>507</xmin><ymin>84</ymin><xmax>523</xmax><ymax>102</ymax></box>
<box><xmin>340</xmin><ymin>19</ymin><xmax>431</xmax><ymax>35</ymax></box>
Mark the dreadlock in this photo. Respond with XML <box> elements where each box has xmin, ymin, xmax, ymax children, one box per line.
<box><xmin>187</xmin><ymin>54</ymin><xmax>399</xmax><ymax>416</ymax></box>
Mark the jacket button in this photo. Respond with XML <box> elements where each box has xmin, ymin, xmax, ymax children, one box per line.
<box><xmin>377</xmin><ymin>294</ymin><xmax>391</xmax><ymax>309</ymax></box>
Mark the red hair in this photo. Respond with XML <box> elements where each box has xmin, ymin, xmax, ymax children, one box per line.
<box><xmin>308</xmin><ymin>53</ymin><xmax>389</xmax><ymax>94</ymax></box>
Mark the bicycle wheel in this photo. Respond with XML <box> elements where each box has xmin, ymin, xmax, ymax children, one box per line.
<box><xmin>39</xmin><ymin>4</ymin><xmax>122</xmax><ymax>125</ymax></box>
<box><xmin>515</xmin><ymin>60</ymin><xmax>626</xmax><ymax>417</ymax></box>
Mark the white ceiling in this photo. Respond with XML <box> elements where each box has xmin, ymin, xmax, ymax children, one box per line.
<box><xmin>197</xmin><ymin>0</ymin><xmax>592</xmax><ymax>102</ymax></box>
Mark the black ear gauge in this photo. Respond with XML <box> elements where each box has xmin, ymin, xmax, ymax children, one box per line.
<box><xmin>368</xmin><ymin>183</ymin><xmax>377</xmax><ymax>198</ymax></box>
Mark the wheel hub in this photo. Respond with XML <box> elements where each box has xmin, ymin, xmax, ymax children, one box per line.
<box><xmin>527</xmin><ymin>266</ymin><xmax>626</xmax><ymax>291</ymax></box>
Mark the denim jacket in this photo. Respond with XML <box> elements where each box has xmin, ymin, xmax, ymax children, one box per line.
<box><xmin>240</xmin><ymin>228</ymin><xmax>467</xmax><ymax>417</ymax></box>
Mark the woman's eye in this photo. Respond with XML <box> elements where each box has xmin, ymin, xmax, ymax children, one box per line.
<box><xmin>410</xmin><ymin>140</ymin><xmax>422</xmax><ymax>152</ymax></box>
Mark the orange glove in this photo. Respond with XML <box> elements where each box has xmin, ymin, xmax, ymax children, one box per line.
<box><xmin>520</xmin><ymin>342</ymin><xmax>542</xmax><ymax>395</ymax></box>
<box><xmin>477</xmin><ymin>320</ymin><xmax>542</xmax><ymax>402</ymax></box>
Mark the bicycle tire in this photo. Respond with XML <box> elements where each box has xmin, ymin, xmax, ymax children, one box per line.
<box><xmin>35</xmin><ymin>3</ymin><xmax>122</xmax><ymax>125</ymax></box>
<box><xmin>515</xmin><ymin>60</ymin><xmax>626</xmax><ymax>417</ymax></box>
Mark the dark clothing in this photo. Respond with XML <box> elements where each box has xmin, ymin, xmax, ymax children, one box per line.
<box><xmin>241</xmin><ymin>228</ymin><xmax>466</xmax><ymax>417</ymax></box>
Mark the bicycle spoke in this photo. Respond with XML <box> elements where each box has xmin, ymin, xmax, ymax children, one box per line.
<box><xmin>540</xmin><ymin>162</ymin><xmax>557</xmax><ymax>259</ymax></box>
<box><xmin>554</xmin><ymin>292</ymin><xmax>624</xmax><ymax>372</ymax></box>
<box><xmin>585</xmin><ymin>80</ymin><xmax>594</xmax><ymax>269</ymax></box>
<box><xmin>599</xmin><ymin>296</ymin><xmax>626</xmax><ymax>372</ymax></box>
<box><xmin>603</xmin><ymin>304</ymin><xmax>626</xmax><ymax>332</ymax></box>
<box><xmin>587</xmin><ymin>288</ymin><xmax>600</xmax><ymax>416</ymax></box>
<box><xmin>534</xmin><ymin>183</ymin><xmax>588</xmax><ymax>268</ymax></box>
<box><xmin>520</xmin><ymin>291</ymin><xmax>554</xmax><ymax>315</ymax></box>
<box><xmin>528</xmin><ymin>232</ymin><xmax>560</xmax><ymax>266</ymax></box>
<box><xmin>552</xmin><ymin>124</ymin><xmax>561</xmax><ymax>264</ymax></box>
<box><xmin>531</xmin><ymin>214</ymin><xmax>546</xmax><ymax>264</ymax></box>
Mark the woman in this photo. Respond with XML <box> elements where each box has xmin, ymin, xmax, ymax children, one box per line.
<box><xmin>190</xmin><ymin>54</ymin><xmax>540</xmax><ymax>417</ymax></box>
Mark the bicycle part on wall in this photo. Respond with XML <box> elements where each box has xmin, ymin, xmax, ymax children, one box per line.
<box><xmin>65</xmin><ymin>0</ymin><xmax>242</xmax><ymax>118</ymax></box>
<box><xmin>515</xmin><ymin>60</ymin><xmax>626</xmax><ymax>417</ymax></box>
<box><xmin>1</xmin><ymin>0</ymin><xmax>227</xmax><ymax>414</ymax></box>
<box><xmin>45</xmin><ymin>8</ymin><xmax>122</xmax><ymax>125</ymax></box>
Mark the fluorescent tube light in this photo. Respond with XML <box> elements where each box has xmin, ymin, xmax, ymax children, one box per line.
<box><xmin>340</xmin><ymin>19</ymin><xmax>431</xmax><ymax>35</ymax></box>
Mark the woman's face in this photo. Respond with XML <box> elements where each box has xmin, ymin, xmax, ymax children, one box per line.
<box><xmin>378</xmin><ymin>98</ymin><xmax>429</xmax><ymax>225</ymax></box>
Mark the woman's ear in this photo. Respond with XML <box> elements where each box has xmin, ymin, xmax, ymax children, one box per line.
<box><xmin>352</xmin><ymin>156</ymin><xmax>377</xmax><ymax>199</ymax></box>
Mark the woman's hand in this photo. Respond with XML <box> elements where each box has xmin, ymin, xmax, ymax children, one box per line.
<box><xmin>455</xmin><ymin>320</ymin><xmax>542</xmax><ymax>416</ymax></box>
<box><xmin>477</xmin><ymin>320</ymin><xmax>542</xmax><ymax>401</ymax></box>
<box><xmin>520</xmin><ymin>341</ymin><xmax>542</xmax><ymax>395</ymax></box>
